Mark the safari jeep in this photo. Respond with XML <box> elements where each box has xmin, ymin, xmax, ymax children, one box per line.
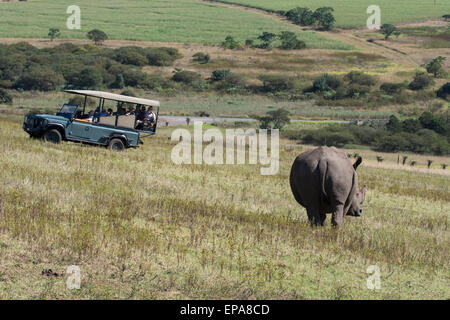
<box><xmin>23</xmin><ymin>90</ymin><xmax>160</xmax><ymax>151</ymax></box>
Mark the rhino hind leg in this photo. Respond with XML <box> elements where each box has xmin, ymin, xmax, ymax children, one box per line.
<box><xmin>331</xmin><ymin>204</ymin><xmax>344</xmax><ymax>227</ymax></box>
<box><xmin>306</xmin><ymin>208</ymin><xmax>326</xmax><ymax>227</ymax></box>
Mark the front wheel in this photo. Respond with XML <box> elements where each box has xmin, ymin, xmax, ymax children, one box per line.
<box><xmin>43</xmin><ymin>129</ymin><xmax>62</xmax><ymax>144</ymax></box>
<box><xmin>108</xmin><ymin>138</ymin><xmax>125</xmax><ymax>151</ymax></box>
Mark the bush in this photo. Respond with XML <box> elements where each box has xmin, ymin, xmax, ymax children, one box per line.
<box><xmin>221</xmin><ymin>36</ymin><xmax>241</xmax><ymax>50</ymax></box>
<box><xmin>344</xmin><ymin>71</ymin><xmax>377</xmax><ymax>87</ymax></box>
<box><xmin>172</xmin><ymin>70</ymin><xmax>202</xmax><ymax>84</ymax></box>
<box><xmin>211</xmin><ymin>69</ymin><xmax>231</xmax><ymax>82</ymax></box>
<box><xmin>380</xmin><ymin>82</ymin><xmax>406</xmax><ymax>94</ymax></box>
<box><xmin>408</xmin><ymin>71</ymin><xmax>434</xmax><ymax>90</ymax></box>
<box><xmin>215</xmin><ymin>73</ymin><xmax>246</xmax><ymax>91</ymax></box>
<box><xmin>114</xmin><ymin>47</ymin><xmax>148</xmax><ymax>66</ymax></box>
<box><xmin>312</xmin><ymin>73</ymin><xmax>342</xmax><ymax>92</ymax></box>
<box><xmin>302</xmin><ymin>130</ymin><xmax>354</xmax><ymax>147</ymax></box>
<box><xmin>0</xmin><ymin>88</ymin><xmax>12</xmax><ymax>105</ymax></box>
<box><xmin>437</xmin><ymin>82</ymin><xmax>450</xmax><ymax>100</ymax></box>
<box><xmin>15</xmin><ymin>66</ymin><xmax>64</xmax><ymax>91</ymax></box>
<box><xmin>376</xmin><ymin>134</ymin><xmax>409</xmax><ymax>152</ymax></box>
<box><xmin>66</xmin><ymin>67</ymin><xmax>103</xmax><ymax>90</ymax></box>
<box><xmin>192</xmin><ymin>52</ymin><xmax>210</xmax><ymax>64</ymax></box>
<box><xmin>258</xmin><ymin>74</ymin><xmax>299</xmax><ymax>92</ymax></box>
<box><xmin>146</xmin><ymin>47</ymin><xmax>181</xmax><ymax>66</ymax></box>
<box><xmin>278</xmin><ymin>31</ymin><xmax>306</xmax><ymax>50</ymax></box>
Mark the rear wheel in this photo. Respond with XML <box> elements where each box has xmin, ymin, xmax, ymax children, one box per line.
<box><xmin>43</xmin><ymin>129</ymin><xmax>62</xmax><ymax>144</ymax></box>
<box><xmin>108</xmin><ymin>138</ymin><xmax>125</xmax><ymax>151</ymax></box>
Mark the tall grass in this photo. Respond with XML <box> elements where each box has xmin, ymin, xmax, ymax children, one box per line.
<box><xmin>0</xmin><ymin>113</ymin><xmax>448</xmax><ymax>299</ymax></box>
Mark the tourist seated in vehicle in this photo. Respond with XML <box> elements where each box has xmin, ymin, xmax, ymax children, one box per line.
<box><xmin>135</xmin><ymin>105</ymin><xmax>147</xmax><ymax>130</ymax></box>
<box><xmin>86</xmin><ymin>110</ymin><xmax>94</xmax><ymax>122</ymax></box>
<box><xmin>107</xmin><ymin>108</ymin><xmax>113</xmax><ymax>116</ymax></box>
<box><xmin>99</xmin><ymin>108</ymin><xmax>108</xmax><ymax>117</ymax></box>
<box><xmin>146</xmin><ymin>106</ymin><xmax>156</xmax><ymax>124</ymax></box>
<box><xmin>126</xmin><ymin>106</ymin><xmax>135</xmax><ymax>116</ymax></box>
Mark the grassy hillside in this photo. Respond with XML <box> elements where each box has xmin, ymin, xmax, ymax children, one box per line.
<box><xmin>0</xmin><ymin>112</ymin><xmax>448</xmax><ymax>299</ymax></box>
<box><xmin>211</xmin><ymin>0</ymin><xmax>450</xmax><ymax>27</ymax></box>
<box><xmin>0</xmin><ymin>0</ymin><xmax>348</xmax><ymax>49</ymax></box>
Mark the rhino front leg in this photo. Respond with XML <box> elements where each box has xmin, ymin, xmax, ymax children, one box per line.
<box><xmin>331</xmin><ymin>204</ymin><xmax>344</xmax><ymax>227</ymax></box>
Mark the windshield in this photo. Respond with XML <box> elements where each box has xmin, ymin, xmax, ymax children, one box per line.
<box><xmin>59</xmin><ymin>104</ymin><xmax>78</xmax><ymax>115</ymax></box>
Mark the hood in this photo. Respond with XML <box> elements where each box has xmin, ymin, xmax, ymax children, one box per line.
<box><xmin>34</xmin><ymin>114</ymin><xmax>70</xmax><ymax>123</ymax></box>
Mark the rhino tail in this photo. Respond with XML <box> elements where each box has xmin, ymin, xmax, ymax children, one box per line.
<box><xmin>318</xmin><ymin>158</ymin><xmax>328</xmax><ymax>202</ymax></box>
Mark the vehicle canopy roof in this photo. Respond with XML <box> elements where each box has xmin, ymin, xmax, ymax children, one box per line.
<box><xmin>64</xmin><ymin>90</ymin><xmax>160</xmax><ymax>107</ymax></box>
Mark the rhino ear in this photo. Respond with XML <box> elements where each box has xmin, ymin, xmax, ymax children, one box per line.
<box><xmin>353</xmin><ymin>157</ymin><xmax>363</xmax><ymax>170</ymax></box>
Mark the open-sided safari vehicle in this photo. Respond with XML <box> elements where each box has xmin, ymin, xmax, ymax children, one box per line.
<box><xmin>23</xmin><ymin>90</ymin><xmax>160</xmax><ymax>151</ymax></box>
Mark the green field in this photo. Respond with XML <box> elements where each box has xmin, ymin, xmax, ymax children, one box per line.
<box><xmin>0</xmin><ymin>113</ymin><xmax>448</xmax><ymax>299</ymax></box>
<box><xmin>0</xmin><ymin>0</ymin><xmax>348</xmax><ymax>48</ymax></box>
<box><xmin>211</xmin><ymin>0</ymin><xmax>450</xmax><ymax>27</ymax></box>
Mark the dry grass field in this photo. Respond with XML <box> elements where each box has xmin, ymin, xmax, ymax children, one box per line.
<box><xmin>0</xmin><ymin>113</ymin><xmax>448</xmax><ymax>299</ymax></box>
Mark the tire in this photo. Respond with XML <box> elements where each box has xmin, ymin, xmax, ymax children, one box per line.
<box><xmin>108</xmin><ymin>138</ymin><xmax>125</xmax><ymax>151</ymax></box>
<box><xmin>43</xmin><ymin>129</ymin><xmax>62</xmax><ymax>144</ymax></box>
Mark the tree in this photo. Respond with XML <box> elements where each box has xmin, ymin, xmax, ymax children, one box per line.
<box><xmin>257</xmin><ymin>32</ymin><xmax>277</xmax><ymax>49</ymax></box>
<box><xmin>313</xmin><ymin>7</ymin><xmax>335</xmax><ymax>30</ymax></box>
<box><xmin>48</xmin><ymin>28</ymin><xmax>60</xmax><ymax>42</ymax></box>
<box><xmin>425</xmin><ymin>56</ymin><xmax>447</xmax><ymax>78</ymax></box>
<box><xmin>285</xmin><ymin>7</ymin><xmax>315</xmax><ymax>26</ymax></box>
<box><xmin>254</xmin><ymin>108</ymin><xmax>290</xmax><ymax>130</ymax></box>
<box><xmin>0</xmin><ymin>88</ymin><xmax>12</xmax><ymax>105</ymax></box>
<box><xmin>419</xmin><ymin>111</ymin><xmax>447</xmax><ymax>135</ymax></box>
<box><xmin>380</xmin><ymin>24</ymin><xmax>398</xmax><ymax>40</ymax></box>
<box><xmin>87</xmin><ymin>29</ymin><xmax>108</xmax><ymax>45</ymax></box>
<box><xmin>386</xmin><ymin>115</ymin><xmax>402</xmax><ymax>132</ymax></box>
<box><xmin>402</xmin><ymin>118</ymin><xmax>422</xmax><ymax>133</ymax></box>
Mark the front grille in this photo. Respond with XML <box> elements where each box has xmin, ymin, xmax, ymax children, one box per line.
<box><xmin>25</xmin><ymin>117</ymin><xmax>39</xmax><ymax>128</ymax></box>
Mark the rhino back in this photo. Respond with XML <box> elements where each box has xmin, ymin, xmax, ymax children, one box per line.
<box><xmin>290</xmin><ymin>147</ymin><xmax>357</xmax><ymax>212</ymax></box>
